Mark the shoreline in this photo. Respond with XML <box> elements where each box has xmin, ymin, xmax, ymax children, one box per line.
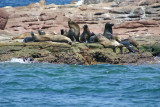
<box><xmin>0</xmin><ymin>41</ymin><xmax>158</xmax><ymax>65</ymax></box>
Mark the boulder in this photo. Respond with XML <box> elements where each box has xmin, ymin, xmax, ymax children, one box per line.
<box><xmin>114</xmin><ymin>20</ymin><xmax>159</xmax><ymax>29</ymax></box>
<box><xmin>136</xmin><ymin>0</ymin><xmax>160</xmax><ymax>6</ymax></box>
<box><xmin>119</xmin><ymin>0</ymin><xmax>160</xmax><ymax>6</ymax></box>
<box><xmin>0</xmin><ymin>9</ymin><xmax>9</xmax><ymax>30</ymax></box>
<box><xmin>39</xmin><ymin>0</ymin><xmax>46</xmax><ymax>6</ymax></box>
<box><xmin>83</xmin><ymin>0</ymin><xmax>114</xmax><ymax>4</ymax></box>
<box><xmin>39</xmin><ymin>12</ymin><xmax>57</xmax><ymax>21</ymax></box>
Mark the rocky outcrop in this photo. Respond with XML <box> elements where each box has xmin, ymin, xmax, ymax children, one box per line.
<box><xmin>2</xmin><ymin>1</ymin><xmax>160</xmax><ymax>37</ymax></box>
<box><xmin>0</xmin><ymin>42</ymin><xmax>155</xmax><ymax>65</ymax></box>
<box><xmin>0</xmin><ymin>0</ymin><xmax>160</xmax><ymax>65</ymax></box>
<box><xmin>119</xmin><ymin>0</ymin><xmax>160</xmax><ymax>6</ymax></box>
<box><xmin>0</xmin><ymin>8</ymin><xmax>9</xmax><ymax>30</ymax></box>
<box><xmin>115</xmin><ymin>20</ymin><xmax>159</xmax><ymax>29</ymax></box>
<box><xmin>82</xmin><ymin>0</ymin><xmax>160</xmax><ymax>6</ymax></box>
<box><xmin>83</xmin><ymin>0</ymin><xmax>114</xmax><ymax>4</ymax></box>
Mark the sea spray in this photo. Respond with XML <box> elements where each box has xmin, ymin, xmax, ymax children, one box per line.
<box><xmin>5</xmin><ymin>58</ymin><xmax>33</xmax><ymax>63</ymax></box>
<box><xmin>76</xmin><ymin>0</ymin><xmax>84</xmax><ymax>5</ymax></box>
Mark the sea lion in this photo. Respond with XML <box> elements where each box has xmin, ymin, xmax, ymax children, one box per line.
<box><xmin>121</xmin><ymin>38</ymin><xmax>139</xmax><ymax>50</ymax></box>
<box><xmin>103</xmin><ymin>22</ymin><xmax>114</xmax><ymax>40</ymax></box>
<box><xmin>89</xmin><ymin>32</ymin><xmax>97</xmax><ymax>43</ymax></box>
<box><xmin>89</xmin><ymin>33</ymin><xmax>101</xmax><ymax>43</ymax></box>
<box><xmin>103</xmin><ymin>22</ymin><xmax>138</xmax><ymax>53</ymax></box>
<box><xmin>12</xmin><ymin>32</ymin><xmax>31</xmax><ymax>40</ymax></box>
<box><xmin>80</xmin><ymin>25</ymin><xmax>92</xmax><ymax>43</ymax></box>
<box><xmin>96</xmin><ymin>34</ymin><xmax>124</xmax><ymax>53</ymax></box>
<box><xmin>67</xmin><ymin>18</ymin><xmax>80</xmax><ymax>42</ymax></box>
<box><xmin>120</xmin><ymin>41</ymin><xmax>135</xmax><ymax>53</ymax></box>
<box><xmin>116</xmin><ymin>37</ymin><xmax>139</xmax><ymax>53</ymax></box>
<box><xmin>66</xmin><ymin>28</ymin><xmax>77</xmax><ymax>41</ymax></box>
<box><xmin>31</xmin><ymin>31</ymin><xmax>72</xmax><ymax>45</ymax></box>
<box><xmin>23</xmin><ymin>37</ymin><xmax>35</xmax><ymax>43</ymax></box>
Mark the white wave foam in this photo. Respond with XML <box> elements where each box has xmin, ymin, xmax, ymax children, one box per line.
<box><xmin>76</xmin><ymin>0</ymin><xmax>84</xmax><ymax>6</ymax></box>
<box><xmin>10</xmin><ymin>58</ymin><xmax>26</xmax><ymax>63</ymax></box>
<box><xmin>154</xmin><ymin>57</ymin><xmax>160</xmax><ymax>63</ymax></box>
<box><xmin>4</xmin><ymin>58</ymin><xmax>33</xmax><ymax>64</ymax></box>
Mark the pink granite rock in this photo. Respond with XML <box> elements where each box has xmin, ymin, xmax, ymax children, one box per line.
<box><xmin>39</xmin><ymin>0</ymin><xmax>46</xmax><ymax>6</ymax></box>
<box><xmin>119</xmin><ymin>0</ymin><xmax>160</xmax><ymax>6</ymax></box>
<box><xmin>114</xmin><ymin>20</ymin><xmax>159</xmax><ymax>29</ymax></box>
<box><xmin>0</xmin><ymin>8</ymin><xmax>9</xmax><ymax>30</ymax></box>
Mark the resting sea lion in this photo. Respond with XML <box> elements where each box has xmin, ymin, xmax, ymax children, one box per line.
<box><xmin>67</xmin><ymin>18</ymin><xmax>80</xmax><ymax>42</ymax></box>
<box><xmin>23</xmin><ymin>37</ymin><xmax>35</xmax><ymax>43</ymax></box>
<box><xmin>96</xmin><ymin>34</ymin><xmax>124</xmax><ymax>53</ymax></box>
<box><xmin>31</xmin><ymin>31</ymin><xmax>72</xmax><ymax>45</ymax></box>
<box><xmin>12</xmin><ymin>32</ymin><xmax>31</xmax><ymax>40</ymax></box>
<box><xmin>120</xmin><ymin>41</ymin><xmax>135</xmax><ymax>53</ymax></box>
<box><xmin>103</xmin><ymin>22</ymin><xmax>114</xmax><ymax>40</ymax></box>
<box><xmin>89</xmin><ymin>33</ymin><xmax>101</xmax><ymax>43</ymax></box>
<box><xmin>80</xmin><ymin>25</ymin><xmax>92</xmax><ymax>43</ymax></box>
<box><xmin>121</xmin><ymin>38</ymin><xmax>139</xmax><ymax>50</ymax></box>
<box><xmin>103</xmin><ymin>22</ymin><xmax>138</xmax><ymax>53</ymax></box>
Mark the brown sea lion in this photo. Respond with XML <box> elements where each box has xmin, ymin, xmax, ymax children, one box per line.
<box><xmin>103</xmin><ymin>22</ymin><xmax>138</xmax><ymax>53</ymax></box>
<box><xmin>103</xmin><ymin>22</ymin><xmax>114</xmax><ymax>40</ymax></box>
<box><xmin>80</xmin><ymin>25</ymin><xmax>92</xmax><ymax>43</ymax></box>
<box><xmin>67</xmin><ymin>18</ymin><xmax>80</xmax><ymax>42</ymax></box>
<box><xmin>31</xmin><ymin>31</ymin><xmax>72</xmax><ymax>45</ymax></box>
<box><xmin>96</xmin><ymin>34</ymin><xmax>124</xmax><ymax>53</ymax></box>
<box><xmin>12</xmin><ymin>32</ymin><xmax>31</xmax><ymax>40</ymax></box>
<box><xmin>121</xmin><ymin>38</ymin><xmax>139</xmax><ymax>50</ymax></box>
<box><xmin>23</xmin><ymin>37</ymin><xmax>35</xmax><ymax>43</ymax></box>
<box><xmin>23</xmin><ymin>29</ymin><xmax>46</xmax><ymax>43</ymax></box>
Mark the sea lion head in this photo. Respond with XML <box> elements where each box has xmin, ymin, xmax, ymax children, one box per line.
<box><xmin>105</xmin><ymin>22</ymin><xmax>114</xmax><ymax>28</ymax></box>
<box><xmin>83</xmin><ymin>24</ymin><xmax>88</xmax><ymax>30</ymax></box>
<box><xmin>30</xmin><ymin>31</ymin><xmax>34</xmax><ymax>37</ymax></box>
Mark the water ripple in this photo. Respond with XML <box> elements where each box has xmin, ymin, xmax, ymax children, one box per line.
<box><xmin>0</xmin><ymin>63</ymin><xmax>160</xmax><ymax>106</ymax></box>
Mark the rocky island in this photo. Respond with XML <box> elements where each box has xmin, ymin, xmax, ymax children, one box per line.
<box><xmin>0</xmin><ymin>0</ymin><xmax>160</xmax><ymax>65</ymax></box>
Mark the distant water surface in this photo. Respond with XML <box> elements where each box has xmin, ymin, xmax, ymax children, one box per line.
<box><xmin>0</xmin><ymin>62</ymin><xmax>160</xmax><ymax>106</ymax></box>
<box><xmin>0</xmin><ymin>0</ymin><xmax>76</xmax><ymax>7</ymax></box>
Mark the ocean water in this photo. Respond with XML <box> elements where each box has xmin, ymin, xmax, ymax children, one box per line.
<box><xmin>0</xmin><ymin>0</ymin><xmax>77</xmax><ymax>8</ymax></box>
<box><xmin>0</xmin><ymin>60</ymin><xmax>160</xmax><ymax>106</ymax></box>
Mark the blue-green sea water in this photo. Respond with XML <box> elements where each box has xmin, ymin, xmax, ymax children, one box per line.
<box><xmin>0</xmin><ymin>62</ymin><xmax>160</xmax><ymax>107</ymax></box>
<box><xmin>0</xmin><ymin>0</ymin><xmax>77</xmax><ymax>7</ymax></box>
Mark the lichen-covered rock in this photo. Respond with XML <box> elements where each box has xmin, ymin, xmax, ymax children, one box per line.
<box><xmin>0</xmin><ymin>42</ymin><xmax>156</xmax><ymax>65</ymax></box>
